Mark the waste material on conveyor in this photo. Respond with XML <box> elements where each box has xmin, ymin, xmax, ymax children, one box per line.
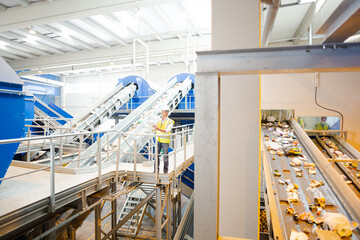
<box><xmin>262</xmin><ymin>121</ymin><xmax>360</xmax><ymax>239</ymax></box>
<box><xmin>310</xmin><ymin>134</ymin><xmax>360</xmax><ymax>196</ymax></box>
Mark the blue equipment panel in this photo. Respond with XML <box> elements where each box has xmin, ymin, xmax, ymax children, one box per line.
<box><xmin>0</xmin><ymin>58</ymin><xmax>25</xmax><ymax>183</ymax></box>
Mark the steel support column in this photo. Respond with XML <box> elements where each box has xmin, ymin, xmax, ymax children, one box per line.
<box><xmin>111</xmin><ymin>184</ymin><xmax>117</xmax><ymax>240</ymax></box>
<box><xmin>166</xmin><ymin>185</ymin><xmax>171</xmax><ymax>240</ymax></box>
<box><xmin>156</xmin><ymin>186</ymin><xmax>162</xmax><ymax>240</ymax></box>
<box><xmin>194</xmin><ymin>73</ymin><xmax>219</xmax><ymax>240</ymax></box>
<box><xmin>95</xmin><ymin>204</ymin><xmax>101</xmax><ymax>240</ymax></box>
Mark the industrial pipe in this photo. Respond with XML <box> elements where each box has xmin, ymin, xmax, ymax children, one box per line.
<box><xmin>261</xmin><ymin>0</ymin><xmax>281</xmax><ymax>47</ymax></box>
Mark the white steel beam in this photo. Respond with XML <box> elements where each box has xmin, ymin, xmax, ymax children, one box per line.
<box><xmin>60</xmin><ymin>21</ymin><xmax>111</xmax><ymax>48</ymax></box>
<box><xmin>39</xmin><ymin>25</ymin><xmax>96</xmax><ymax>51</ymax></box>
<box><xmin>81</xmin><ymin>17</ymin><xmax>128</xmax><ymax>46</ymax></box>
<box><xmin>14</xmin><ymin>0</ymin><xmax>30</xmax><ymax>7</ymax></box>
<box><xmin>0</xmin><ymin>4</ymin><xmax>7</xmax><ymax>12</ymax></box>
<box><xmin>0</xmin><ymin>45</ymin><xmax>37</xmax><ymax>58</ymax></box>
<box><xmin>128</xmin><ymin>10</ymin><xmax>163</xmax><ymax>41</ymax></box>
<box><xmin>104</xmin><ymin>14</ymin><xmax>138</xmax><ymax>38</ymax></box>
<box><xmin>3</xmin><ymin>31</ymin><xmax>65</xmax><ymax>55</ymax></box>
<box><xmin>317</xmin><ymin>0</ymin><xmax>360</xmax><ymax>43</ymax></box>
<box><xmin>21</xmin><ymin>75</ymin><xmax>65</xmax><ymax>86</ymax></box>
<box><xmin>17</xmin><ymin>29</ymin><xmax>80</xmax><ymax>52</ymax></box>
<box><xmin>11</xmin><ymin>34</ymin><xmax>210</xmax><ymax>71</ymax></box>
<box><xmin>0</xmin><ymin>35</ymin><xmax>50</xmax><ymax>56</ymax></box>
<box><xmin>0</xmin><ymin>0</ymin><xmax>182</xmax><ymax>33</ymax></box>
<box><xmin>153</xmin><ymin>6</ymin><xmax>182</xmax><ymax>39</ymax></box>
<box><xmin>0</xmin><ymin>50</ymin><xmax>24</xmax><ymax>60</ymax></box>
<box><xmin>180</xmin><ymin>1</ymin><xmax>196</xmax><ymax>28</ymax></box>
<box><xmin>293</xmin><ymin>0</ymin><xmax>327</xmax><ymax>45</ymax></box>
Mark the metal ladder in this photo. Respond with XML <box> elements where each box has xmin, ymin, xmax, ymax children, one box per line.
<box><xmin>118</xmin><ymin>189</ymin><xmax>147</xmax><ymax>235</ymax></box>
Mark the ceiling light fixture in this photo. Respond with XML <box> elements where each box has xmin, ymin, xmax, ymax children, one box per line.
<box><xmin>28</xmin><ymin>27</ymin><xmax>37</xmax><ymax>35</ymax></box>
<box><xmin>0</xmin><ymin>41</ymin><xmax>8</xmax><ymax>49</ymax></box>
<box><xmin>25</xmin><ymin>35</ymin><xmax>38</xmax><ymax>44</ymax></box>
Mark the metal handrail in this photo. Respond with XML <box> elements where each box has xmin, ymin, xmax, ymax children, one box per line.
<box><xmin>0</xmin><ymin>125</ymin><xmax>194</xmax><ymax>215</ymax></box>
<box><xmin>0</xmin><ymin>128</ymin><xmax>193</xmax><ymax>145</ymax></box>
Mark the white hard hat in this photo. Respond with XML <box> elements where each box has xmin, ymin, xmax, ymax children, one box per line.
<box><xmin>161</xmin><ymin>105</ymin><xmax>170</xmax><ymax>111</ymax></box>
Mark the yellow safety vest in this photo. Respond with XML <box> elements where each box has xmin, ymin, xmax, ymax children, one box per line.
<box><xmin>299</xmin><ymin>118</ymin><xmax>304</xmax><ymax>128</ymax></box>
<box><xmin>316</xmin><ymin>122</ymin><xmax>329</xmax><ymax>130</ymax></box>
<box><xmin>156</xmin><ymin>118</ymin><xmax>174</xmax><ymax>143</ymax></box>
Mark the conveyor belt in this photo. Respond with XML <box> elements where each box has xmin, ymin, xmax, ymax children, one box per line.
<box><xmin>67</xmin><ymin>77</ymin><xmax>192</xmax><ymax>171</ymax></box>
<box><xmin>262</xmin><ymin>120</ymin><xmax>360</xmax><ymax>240</ymax></box>
<box><xmin>58</xmin><ymin>83</ymin><xmax>137</xmax><ymax>142</ymax></box>
<box><xmin>309</xmin><ymin>134</ymin><xmax>360</xmax><ymax>197</ymax></box>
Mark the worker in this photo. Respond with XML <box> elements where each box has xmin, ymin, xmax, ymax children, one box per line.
<box><xmin>298</xmin><ymin>117</ymin><xmax>306</xmax><ymax>129</ymax></box>
<box><xmin>315</xmin><ymin>116</ymin><xmax>330</xmax><ymax>130</ymax></box>
<box><xmin>153</xmin><ymin>105</ymin><xmax>174</xmax><ymax>174</ymax></box>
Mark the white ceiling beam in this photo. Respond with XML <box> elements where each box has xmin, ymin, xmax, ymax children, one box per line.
<box><xmin>17</xmin><ymin>29</ymin><xmax>80</xmax><ymax>52</ymax></box>
<box><xmin>3</xmin><ymin>31</ymin><xmax>65</xmax><ymax>55</ymax></box>
<box><xmin>21</xmin><ymin>75</ymin><xmax>65</xmax><ymax>86</ymax></box>
<box><xmin>11</xmin><ymin>34</ymin><xmax>210</xmax><ymax>72</ymax></box>
<box><xmin>0</xmin><ymin>50</ymin><xmax>24</xmax><ymax>60</ymax></box>
<box><xmin>293</xmin><ymin>0</ymin><xmax>327</xmax><ymax>44</ymax></box>
<box><xmin>0</xmin><ymin>35</ymin><xmax>50</xmax><ymax>56</ymax></box>
<box><xmin>60</xmin><ymin>21</ymin><xmax>111</xmax><ymax>48</ymax></box>
<box><xmin>81</xmin><ymin>17</ymin><xmax>128</xmax><ymax>46</ymax></box>
<box><xmin>0</xmin><ymin>45</ymin><xmax>37</xmax><ymax>58</ymax></box>
<box><xmin>3</xmin><ymin>57</ymin><xmax>12</xmax><ymax>62</ymax></box>
<box><xmin>14</xmin><ymin>0</ymin><xmax>30</xmax><ymax>7</ymax></box>
<box><xmin>180</xmin><ymin>1</ymin><xmax>196</xmax><ymax>28</ymax></box>
<box><xmin>0</xmin><ymin>0</ymin><xmax>182</xmax><ymax>33</ymax></box>
<box><xmin>39</xmin><ymin>25</ymin><xmax>96</xmax><ymax>51</ymax></box>
<box><xmin>153</xmin><ymin>6</ymin><xmax>182</xmax><ymax>39</ymax></box>
<box><xmin>0</xmin><ymin>4</ymin><xmax>7</xmax><ymax>12</ymax></box>
<box><xmin>128</xmin><ymin>10</ymin><xmax>163</xmax><ymax>41</ymax></box>
<box><xmin>317</xmin><ymin>0</ymin><xmax>360</xmax><ymax>43</ymax></box>
<box><xmin>104</xmin><ymin>13</ymin><xmax>138</xmax><ymax>38</ymax></box>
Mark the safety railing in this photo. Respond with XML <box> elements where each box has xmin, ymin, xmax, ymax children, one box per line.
<box><xmin>0</xmin><ymin>124</ymin><xmax>194</xmax><ymax>214</ymax></box>
<box><xmin>118</xmin><ymin>96</ymin><xmax>195</xmax><ymax>112</ymax></box>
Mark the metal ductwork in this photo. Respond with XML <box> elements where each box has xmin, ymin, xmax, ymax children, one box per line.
<box><xmin>261</xmin><ymin>0</ymin><xmax>281</xmax><ymax>47</ymax></box>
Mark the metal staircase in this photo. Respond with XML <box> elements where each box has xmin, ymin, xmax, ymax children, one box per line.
<box><xmin>180</xmin><ymin>163</ymin><xmax>194</xmax><ymax>198</ymax></box>
<box><xmin>118</xmin><ymin>189</ymin><xmax>147</xmax><ymax>235</ymax></box>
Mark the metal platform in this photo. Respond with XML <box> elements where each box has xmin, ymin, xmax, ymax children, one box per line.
<box><xmin>0</xmin><ymin>141</ymin><xmax>194</xmax><ymax>239</ymax></box>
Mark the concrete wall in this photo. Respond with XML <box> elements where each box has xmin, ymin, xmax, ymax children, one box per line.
<box><xmin>262</xmin><ymin>71</ymin><xmax>360</xmax><ymax>150</ymax></box>
<box><xmin>195</xmin><ymin>0</ymin><xmax>260</xmax><ymax>239</ymax></box>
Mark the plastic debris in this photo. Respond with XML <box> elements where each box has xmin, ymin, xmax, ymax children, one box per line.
<box><xmin>323</xmin><ymin>213</ymin><xmax>353</xmax><ymax>237</ymax></box>
<box><xmin>286</xmin><ymin>207</ymin><xmax>295</xmax><ymax>215</ymax></box>
<box><xmin>290</xmin><ymin>230</ymin><xmax>308</xmax><ymax>240</ymax></box>
<box><xmin>315</xmin><ymin>229</ymin><xmax>340</xmax><ymax>240</ymax></box>
<box><xmin>274</xmin><ymin>169</ymin><xmax>281</xmax><ymax>177</ymax></box>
